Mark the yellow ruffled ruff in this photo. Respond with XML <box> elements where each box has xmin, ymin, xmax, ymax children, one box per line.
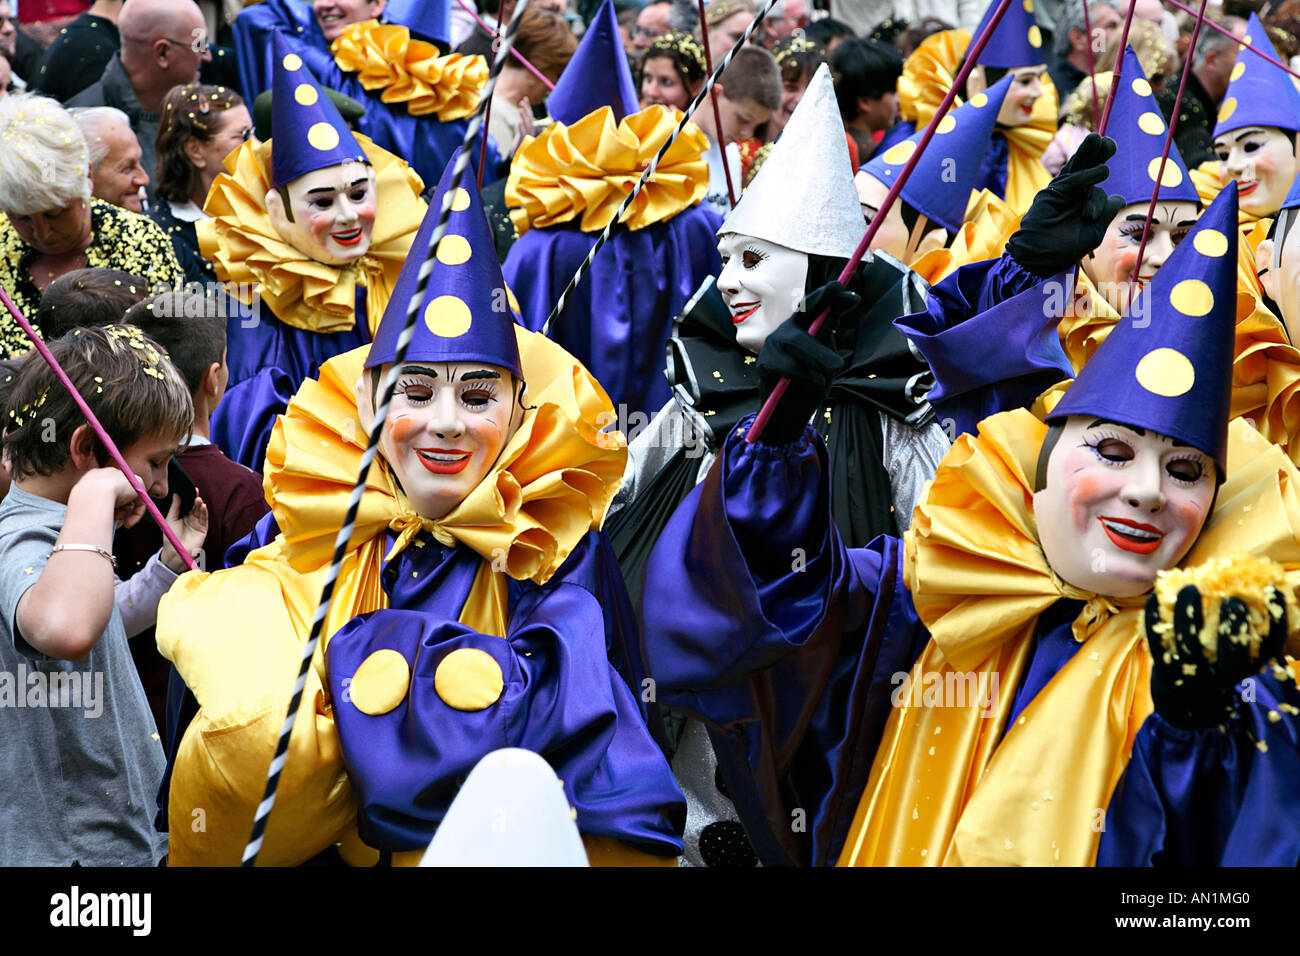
<box><xmin>265</xmin><ymin>326</ymin><xmax>627</xmax><ymax>584</ymax></box>
<box><xmin>506</xmin><ymin>104</ymin><xmax>709</xmax><ymax>236</ymax></box>
<box><xmin>197</xmin><ymin>135</ymin><xmax>426</xmax><ymax>334</ymax></box>
<box><xmin>332</xmin><ymin>19</ymin><xmax>486</xmax><ymax>120</ymax></box>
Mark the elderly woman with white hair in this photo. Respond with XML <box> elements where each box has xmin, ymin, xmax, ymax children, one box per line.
<box><xmin>0</xmin><ymin>94</ymin><xmax>182</xmax><ymax>356</ymax></box>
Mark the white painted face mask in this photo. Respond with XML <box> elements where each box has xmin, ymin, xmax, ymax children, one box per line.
<box><xmin>715</xmin><ymin>233</ymin><xmax>810</xmax><ymax>354</ymax></box>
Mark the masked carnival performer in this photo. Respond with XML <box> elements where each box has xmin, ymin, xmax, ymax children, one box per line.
<box><xmin>502</xmin><ymin>0</ymin><xmax>722</xmax><ymax>420</ymax></box>
<box><xmin>639</xmin><ymin>183</ymin><xmax>1300</xmax><ymax>867</ymax></box>
<box><xmin>878</xmin><ymin>0</ymin><xmax>1054</xmax><ymax>217</ymax></box>
<box><xmin>854</xmin><ymin>72</ymin><xmax>1022</xmax><ymax>282</ymax></box>
<box><xmin>156</xmin><ymin>158</ymin><xmax>686</xmax><ymax>867</ymax></box>
<box><xmin>902</xmin><ymin>51</ymin><xmax>1300</xmax><ymax>467</ymax></box>
<box><xmin>607</xmin><ymin>64</ymin><xmax>950</xmax><ymax>867</ymax></box>
<box><xmin>201</xmin><ymin>35</ymin><xmax>426</xmax><ymax>472</ymax></box>
<box><xmin>1206</xmin><ymin>13</ymin><xmax>1300</xmax><ymax>227</ymax></box>
<box><xmin>233</xmin><ymin>0</ymin><xmax>496</xmax><ymax>192</ymax></box>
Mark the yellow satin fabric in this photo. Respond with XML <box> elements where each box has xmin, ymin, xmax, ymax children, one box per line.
<box><xmin>157</xmin><ymin>327</ymin><xmax>628</xmax><ymax>865</ymax></box>
<box><xmin>1052</xmin><ymin>265</ymin><xmax>1300</xmax><ymax>466</ymax></box>
<box><xmin>910</xmin><ymin>189</ymin><xmax>1021</xmax><ymax>283</ymax></box>
<box><xmin>896</xmin><ymin>28</ymin><xmax>1054</xmax><ymax>217</ymax></box>
<box><xmin>838</xmin><ymin>410</ymin><xmax>1300</xmax><ymax>867</ymax></box>
<box><xmin>197</xmin><ymin>135</ymin><xmax>426</xmax><ymax>334</ymax></box>
<box><xmin>332</xmin><ymin>19</ymin><xmax>486</xmax><ymax>120</ymax></box>
<box><xmin>506</xmin><ymin>104</ymin><xmax>709</xmax><ymax>236</ymax></box>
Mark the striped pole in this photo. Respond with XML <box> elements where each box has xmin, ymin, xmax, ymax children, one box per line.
<box><xmin>1126</xmin><ymin>0</ymin><xmax>1212</xmax><ymax>311</ymax></box>
<box><xmin>746</xmin><ymin>0</ymin><xmax>1017</xmax><ymax>443</ymax></box>
<box><xmin>540</xmin><ymin>0</ymin><xmax>780</xmax><ymax>339</ymax></box>
<box><xmin>240</xmin><ymin>0</ymin><xmax>533</xmax><ymax>867</ymax></box>
<box><xmin>0</xmin><ymin>287</ymin><xmax>197</xmax><ymax>571</ymax></box>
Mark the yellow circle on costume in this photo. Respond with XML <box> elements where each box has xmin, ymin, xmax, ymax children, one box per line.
<box><xmin>425</xmin><ymin>295</ymin><xmax>472</xmax><ymax>337</ymax></box>
<box><xmin>307</xmin><ymin>122</ymin><xmax>339</xmax><ymax>151</ymax></box>
<box><xmin>434</xmin><ymin>648</ymin><xmax>504</xmax><ymax>711</ymax></box>
<box><xmin>1135</xmin><ymin>348</ymin><xmax>1196</xmax><ymax>397</ymax></box>
<box><xmin>283</xmin><ymin>52</ymin><xmax>302</xmax><ymax>71</ymax></box>
<box><xmin>1147</xmin><ymin>156</ymin><xmax>1183</xmax><ymax>187</ymax></box>
<box><xmin>1243</xmin><ymin>33</ymin><xmax>1253</xmax><ymax>45</ymax></box>
<box><xmin>882</xmin><ymin>141</ymin><xmax>915</xmax><ymax>165</ymax></box>
<box><xmin>1023</xmin><ymin>0</ymin><xmax>1033</xmax><ymax>10</ymax></box>
<box><xmin>1193</xmin><ymin>228</ymin><xmax>1229</xmax><ymax>257</ymax></box>
<box><xmin>294</xmin><ymin>83</ymin><xmax>318</xmax><ymax>106</ymax></box>
<box><xmin>1132</xmin><ymin>77</ymin><xmax>1152</xmax><ymax>98</ymax></box>
<box><xmin>435</xmin><ymin>233</ymin><xmax>472</xmax><ymax>265</ymax></box>
<box><xmin>1137</xmin><ymin>111</ymin><xmax>1165</xmax><ymax>135</ymax></box>
<box><xmin>450</xmin><ymin>187</ymin><xmax>471</xmax><ymax>212</ymax></box>
<box><xmin>1230</xmin><ymin>61</ymin><xmax>1246</xmax><ymax>81</ymax></box>
<box><xmin>1028</xmin><ymin>24</ymin><xmax>1042</xmax><ymax>47</ymax></box>
<box><xmin>970</xmin><ymin>92</ymin><xmax>989</xmax><ymax>108</ymax></box>
<box><xmin>1169</xmin><ymin>278</ymin><xmax>1213</xmax><ymax>316</ymax></box>
<box><xmin>348</xmin><ymin>649</ymin><xmax>409</xmax><ymax>716</ymax></box>
<box><xmin>1218</xmin><ymin>97</ymin><xmax>1237</xmax><ymax>123</ymax></box>
<box><xmin>936</xmin><ymin>115</ymin><xmax>957</xmax><ymax>134</ymax></box>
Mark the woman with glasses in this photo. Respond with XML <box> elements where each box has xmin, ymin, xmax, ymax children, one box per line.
<box><xmin>151</xmin><ymin>83</ymin><xmax>252</xmax><ymax>288</ymax></box>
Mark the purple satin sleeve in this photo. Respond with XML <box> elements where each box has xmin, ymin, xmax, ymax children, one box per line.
<box><xmin>232</xmin><ymin>0</ymin><xmax>320</xmax><ymax>102</ymax></box>
<box><xmin>1099</xmin><ymin>672</ymin><xmax>1300</xmax><ymax>866</ymax></box>
<box><xmin>895</xmin><ymin>256</ymin><xmax>1072</xmax><ymax>438</ymax></box>
<box><xmin>639</xmin><ymin>417</ymin><xmax>929</xmax><ymax>864</ymax></box>
<box><xmin>977</xmin><ymin>131</ymin><xmax>1010</xmax><ymax>198</ymax></box>
<box><xmin>502</xmin><ymin>206</ymin><xmax>723</xmax><ymax>420</ymax></box>
<box><xmin>325</xmin><ymin>531</ymin><xmax>684</xmax><ymax>856</ymax></box>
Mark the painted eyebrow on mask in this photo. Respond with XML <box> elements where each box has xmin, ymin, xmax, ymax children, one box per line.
<box><xmin>398</xmin><ymin>364</ymin><xmax>440</xmax><ymax>378</ymax></box>
<box><xmin>459</xmin><ymin>370</ymin><xmax>502</xmax><ymax>382</ymax></box>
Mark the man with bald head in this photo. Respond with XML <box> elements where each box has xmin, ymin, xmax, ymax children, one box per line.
<box><xmin>68</xmin><ymin>0</ymin><xmax>212</xmax><ymax>202</ymax></box>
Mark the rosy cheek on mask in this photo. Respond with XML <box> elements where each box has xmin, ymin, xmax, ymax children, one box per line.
<box><xmin>388</xmin><ymin>416</ymin><xmax>417</xmax><ymax>443</ymax></box>
<box><xmin>1115</xmin><ymin>248</ymin><xmax>1140</xmax><ymax>281</ymax></box>
<box><xmin>1065</xmin><ymin>469</ymin><xmax>1116</xmax><ymax>533</ymax></box>
<box><xmin>1167</xmin><ymin>494</ymin><xmax>1209</xmax><ymax>542</ymax></box>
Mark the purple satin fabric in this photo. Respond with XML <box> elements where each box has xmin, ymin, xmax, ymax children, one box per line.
<box><xmin>503</xmin><ymin>206</ymin><xmax>723</xmax><ymax>420</ymax></box>
<box><xmin>895</xmin><ymin>254</ymin><xmax>1072</xmax><ymax>438</ymax></box>
<box><xmin>326</xmin><ymin>530</ymin><xmax>686</xmax><ymax>855</ymax></box>
<box><xmin>638</xmin><ymin>418</ymin><xmax>930</xmax><ymax>865</ymax></box>
<box><xmin>1100</xmin><ymin>671</ymin><xmax>1300</xmax><ymax>866</ymax></box>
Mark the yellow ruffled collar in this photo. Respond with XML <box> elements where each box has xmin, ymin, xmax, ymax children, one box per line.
<box><xmin>332</xmin><ymin>19</ymin><xmax>486</xmax><ymax>120</ymax></box>
<box><xmin>263</xmin><ymin>326</ymin><xmax>628</xmax><ymax>585</ymax></box>
<box><xmin>197</xmin><ymin>135</ymin><xmax>426</xmax><ymax>334</ymax></box>
<box><xmin>506</xmin><ymin>104</ymin><xmax>709</xmax><ymax>236</ymax></box>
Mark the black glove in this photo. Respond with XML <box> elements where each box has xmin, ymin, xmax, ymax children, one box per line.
<box><xmin>1145</xmin><ymin>584</ymin><xmax>1289</xmax><ymax>730</ymax></box>
<box><xmin>1007</xmin><ymin>133</ymin><xmax>1126</xmax><ymax>278</ymax></box>
<box><xmin>753</xmin><ymin>280</ymin><xmax>854</xmax><ymax>445</ymax></box>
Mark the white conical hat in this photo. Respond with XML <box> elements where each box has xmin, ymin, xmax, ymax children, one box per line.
<box><xmin>719</xmin><ymin>63</ymin><xmax>865</xmax><ymax>259</ymax></box>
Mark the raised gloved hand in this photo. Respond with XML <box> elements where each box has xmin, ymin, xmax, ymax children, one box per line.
<box><xmin>753</xmin><ymin>280</ymin><xmax>854</xmax><ymax>446</ymax></box>
<box><xmin>1144</xmin><ymin>584</ymin><xmax>1289</xmax><ymax>730</ymax></box>
<box><xmin>1007</xmin><ymin>133</ymin><xmax>1126</xmax><ymax>278</ymax></box>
